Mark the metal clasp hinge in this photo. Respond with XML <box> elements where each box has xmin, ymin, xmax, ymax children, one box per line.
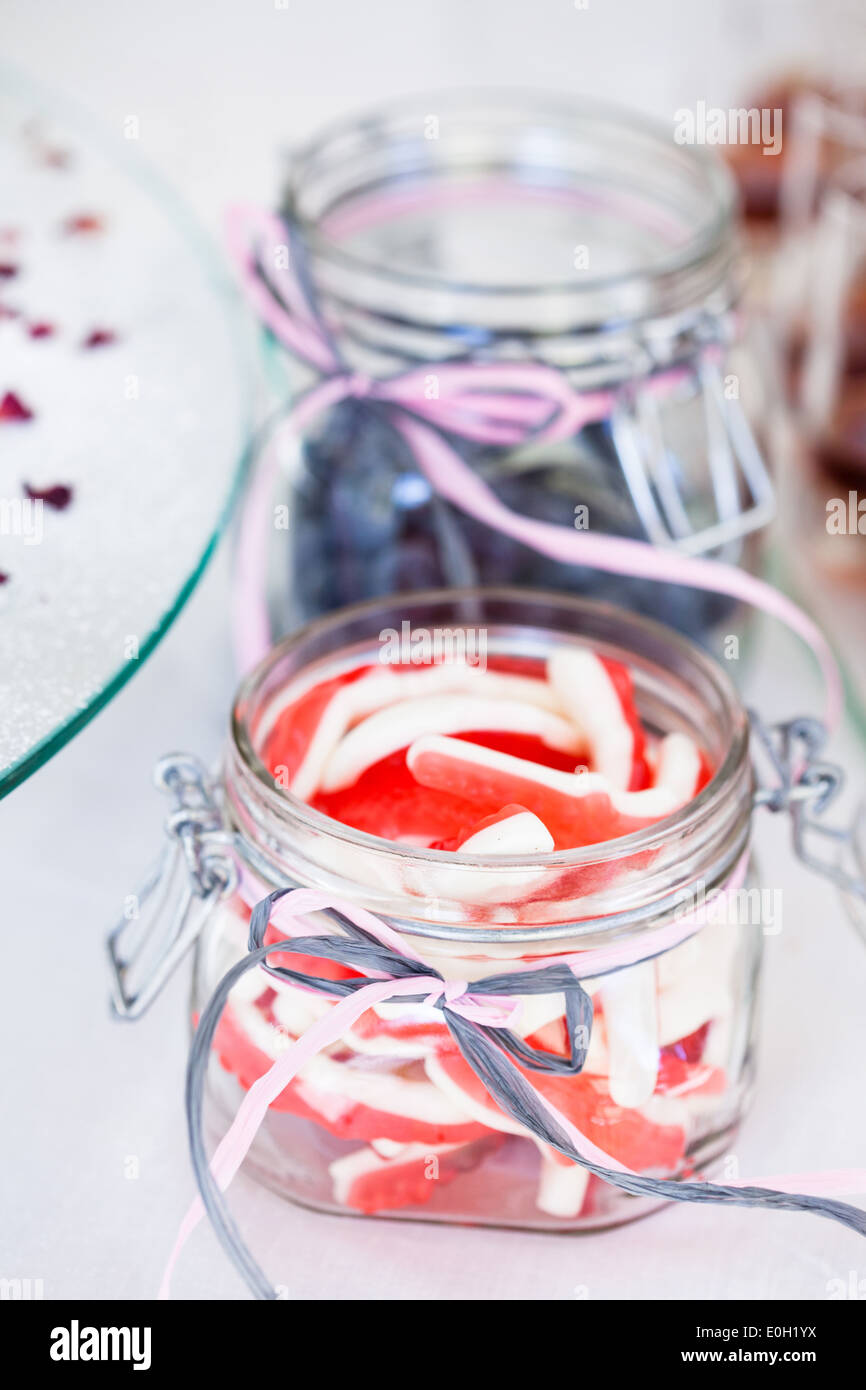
<box><xmin>750</xmin><ymin>712</ymin><xmax>866</xmax><ymax>901</ymax></box>
<box><xmin>107</xmin><ymin>753</ymin><xmax>237</xmax><ymax>1020</ymax></box>
<box><xmin>611</xmin><ymin>349</ymin><xmax>776</xmax><ymax>560</ymax></box>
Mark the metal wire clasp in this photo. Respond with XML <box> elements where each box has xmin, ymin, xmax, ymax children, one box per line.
<box><xmin>610</xmin><ymin>341</ymin><xmax>776</xmax><ymax>560</ymax></box>
<box><xmin>750</xmin><ymin>712</ymin><xmax>866</xmax><ymax>900</ymax></box>
<box><xmin>107</xmin><ymin>753</ymin><xmax>237</xmax><ymax>1019</ymax></box>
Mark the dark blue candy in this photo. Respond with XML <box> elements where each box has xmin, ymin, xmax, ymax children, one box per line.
<box><xmin>282</xmin><ymin>401</ymin><xmax>742</xmax><ymax>644</ymax></box>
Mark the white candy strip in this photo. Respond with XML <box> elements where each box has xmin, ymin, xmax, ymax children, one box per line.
<box><xmin>511</xmin><ymin>995</ymin><xmax>610</xmax><ymax>1074</ymax></box>
<box><xmin>600</xmin><ymin>961</ymin><xmax>660</xmax><ymax>1108</ymax></box>
<box><xmin>655</xmin><ymin>934</ymin><xmax>702</xmax><ymax>993</ymax></box>
<box><xmin>343</xmin><ymin>1000</ymin><xmax>445</xmax><ymax>1061</ymax></box>
<box><xmin>427</xmin><ymin>1051</ymin><xmax>591</xmax><ymax>1219</ymax></box>
<box><xmin>295</xmin><ymin>1053</ymin><xmax>475</xmax><ymax>1125</ymax></box>
<box><xmin>320</xmin><ymin>695</ymin><xmax>583</xmax><ymax>793</ymax></box>
<box><xmin>458</xmin><ymin>808</ymin><xmax>554</xmax><ymax>856</ymax></box>
<box><xmin>342</xmin><ymin>1028</ymin><xmax>440</xmax><ymax>1060</ymax></box>
<box><xmin>653</xmin><ymin>731</ymin><xmax>702</xmax><ymax>806</ymax></box>
<box><xmin>640</xmin><ymin>1089</ymin><xmax>723</xmax><ymax>1130</ymax></box>
<box><xmin>270</xmin><ymin>984</ymin><xmax>340</xmax><ymax>1037</ymax></box>
<box><xmin>425</xmin><ymin>1054</ymin><xmax>526</xmax><ymax>1136</ymax></box>
<box><xmin>656</xmin><ymin>921</ymin><xmax>735</xmax><ymax>1045</ymax></box>
<box><xmin>428</xmin><ymin>808</ymin><xmax>555</xmax><ymax>906</ymax></box>
<box><xmin>536</xmin><ymin>1150</ymin><xmax>591</xmax><ymax>1218</ymax></box>
<box><xmin>370</xmin><ymin>1138</ymin><xmax>411</xmax><ymax>1159</ymax></box>
<box><xmin>407</xmin><ymin>731</ymin><xmax>700</xmax><ymax>820</ymax></box>
<box><xmin>228</xmin><ymin>991</ymin><xmax>476</xmax><ymax>1125</ymax></box>
<box><xmin>291</xmin><ymin>670</ymin><xmax>407</xmax><ymax>800</ymax></box>
<box><xmin>329</xmin><ymin>1141</ymin><xmax>464</xmax><ymax>1206</ymax></box>
<box><xmin>548</xmin><ymin>648</ymin><xmax>634</xmax><ymax>790</ymax></box>
<box><xmin>513</xmin><ymin>991</ymin><xmax>567</xmax><ymax>1039</ymax></box>
<box><xmin>657</xmin><ymin>974</ymin><xmax>731</xmax><ymax>1046</ymax></box>
<box><xmin>289</xmin><ymin>662</ymin><xmax>564</xmax><ymax>800</ymax></box>
<box><xmin>584</xmin><ymin>1020</ymin><xmax>610</xmax><ymax>1075</ymax></box>
<box><xmin>226</xmin><ymin>995</ymin><xmax>313</xmax><ymax>1062</ymax></box>
<box><xmin>702</xmin><ymin>1014</ymin><xmax>734</xmax><ymax>1070</ymax></box>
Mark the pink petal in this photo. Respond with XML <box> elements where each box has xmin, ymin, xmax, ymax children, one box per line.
<box><xmin>0</xmin><ymin>391</ymin><xmax>34</xmax><ymax>422</ymax></box>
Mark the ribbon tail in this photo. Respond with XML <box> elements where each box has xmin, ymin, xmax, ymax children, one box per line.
<box><xmin>394</xmin><ymin>413</ymin><xmax>843</xmax><ymax>730</ymax></box>
<box><xmin>161</xmin><ymin>968</ymin><xmax>436</xmax><ymax>1299</ymax></box>
<box><xmin>730</xmin><ymin>1170</ymin><xmax>866</xmax><ymax>1198</ymax></box>
<box><xmin>226</xmin><ymin>204</ymin><xmax>338</xmax><ymax>373</ymax></box>
<box><xmin>444</xmin><ymin>1014</ymin><xmax>866</xmax><ymax>1238</ymax></box>
<box><xmin>232</xmin><ymin>379</ymin><xmax>357</xmax><ymax>674</ymax></box>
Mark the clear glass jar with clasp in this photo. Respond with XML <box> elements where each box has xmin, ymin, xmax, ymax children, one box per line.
<box><xmin>192</xmin><ymin>590</ymin><xmax>761</xmax><ymax>1230</ymax></box>
<box><xmin>248</xmin><ymin>93</ymin><xmax>776</xmax><ymax>648</ymax></box>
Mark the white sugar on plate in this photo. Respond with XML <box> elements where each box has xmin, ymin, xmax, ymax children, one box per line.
<box><xmin>0</xmin><ymin>80</ymin><xmax>253</xmax><ymax>783</ymax></box>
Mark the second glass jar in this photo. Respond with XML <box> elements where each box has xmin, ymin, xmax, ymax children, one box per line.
<box><xmin>258</xmin><ymin>93</ymin><xmax>773</xmax><ymax>646</ymax></box>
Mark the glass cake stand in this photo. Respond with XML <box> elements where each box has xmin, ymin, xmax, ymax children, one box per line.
<box><xmin>0</xmin><ymin>67</ymin><xmax>255</xmax><ymax>798</ymax></box>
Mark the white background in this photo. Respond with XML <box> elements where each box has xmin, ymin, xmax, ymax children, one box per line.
<box><xmin>2</xmin><ymin>0</ymin><xmax>866</xmax><ymax>1301</ymax></box>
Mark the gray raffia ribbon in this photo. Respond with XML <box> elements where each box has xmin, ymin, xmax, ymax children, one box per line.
<box><xmin>183</xmin><ymin>887</ymin><xmax>866</xmax><ymax>1300</ymax></box>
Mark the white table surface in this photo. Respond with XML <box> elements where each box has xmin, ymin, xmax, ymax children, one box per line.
<box><xmin>3</xmin><ymin>0</ymin><xmax>865</xmax><ymax>1302</ymax></box>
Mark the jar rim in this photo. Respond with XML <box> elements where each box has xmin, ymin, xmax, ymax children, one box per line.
<box><xmin>284</xmin><ymin>88</ymin><xmax>738</xmax><ymax>307</ymax></box>
<box><xmin>229</xmin><ymin>586</ymin><xmax>751</xmax><ymax>879</ymax></box>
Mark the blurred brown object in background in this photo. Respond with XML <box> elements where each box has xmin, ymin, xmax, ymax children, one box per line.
<box><xmin>838</xmin><ymin>262</ymin><xmax>866</xmax><ymax>375</ymax></box>
<box><xmin>815</xmin><ymin>375</ymin><xmax>866</xmax><ymax>489</ymax></box>
<box><xmin>727</xmin><ymin>75</ymin><xmax>827</xmax><ymax>226</ymax></box>
<box><xmin>727</xmin><ymin>73</ymin><xmax>866</xmax><ymax>232</ymax></box>
<box><xmin>787</xmin><ymin>260</ymin><xmax>866</xmax><ymax>401</ymax></box>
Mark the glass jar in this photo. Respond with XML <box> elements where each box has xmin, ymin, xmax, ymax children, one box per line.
<box><xmin>767</xmin><ymin>144</ymin><xmax>866</xmax><ymax>718</ymax></box>
<box><xmin>250</xmin><ymin>93</ymin><xmax>775</xmax><ymax>649</ymax></box>
<box><xmin>193</xmin><ymin>589</ymin><xmax>759</xmax><ymax>1231</ymax></box>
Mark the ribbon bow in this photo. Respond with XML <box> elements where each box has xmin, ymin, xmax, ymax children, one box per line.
<box><xmin>228</xmin><ymin>205</ymin><xmax>620</xmax><ymax>451</ymax></box>
<box><xmin>227</xmin><ymin>204</ymin><xmax>842</xmax><ymax>730</ymax></box>
<box><xmin>163</xmin><ymin>884</ymin><xmax>866</xmax><ymax>1301</ymax></box>
<box><xmin>245</xmin><ymin>888</ymin><xmax>594</xmax><ymax>1075</ymax></box>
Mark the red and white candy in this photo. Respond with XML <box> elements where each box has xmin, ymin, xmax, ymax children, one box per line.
<box><xmin>211</xmin><ymin>643</ymin><xmax>719</xmax><ymax>1221</ymax></box>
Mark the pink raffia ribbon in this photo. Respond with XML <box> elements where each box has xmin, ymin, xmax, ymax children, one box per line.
<box><xmin>226</xmin><ymin>203</ymin><xmax>843</xmax><ymax>732</ymax></box>
<box><xmin>423</xmin><ymin>979</ymin><xmax>523</xmax><ymax>1028</ymax></box>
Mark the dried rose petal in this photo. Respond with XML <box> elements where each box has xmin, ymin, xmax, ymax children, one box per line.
<box><xmin>24</xmin><ymin>482</ymin><xmax>73</xmax><ymax>510</ymax></box>
<box><xmin>82</xmin><ymin>328</ymin><xmax>116</xmax><ymax>349</ymax></box>
<box><xmin>0</xmin><ymin>391</ymin><xmax>34</xmax><ymax>421</ymax></box>
<box><xmin>63</xmin><ymin>213</ymin><xmax>104</xmax><ymax>235</ymax></box>
<box><xmin>0</xmin><ymin>572</ymin><xmax>8</xmax><ymax>585</ymax></box>
<box><xmin>28</xmin><ymin>321</ymin><xmax>55</xmax><ymax>339</ymax></box>
<box><xmin>0</xmin><ymin>264</ymin><xmax>19</xmax><ymax>280</ymax></box>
